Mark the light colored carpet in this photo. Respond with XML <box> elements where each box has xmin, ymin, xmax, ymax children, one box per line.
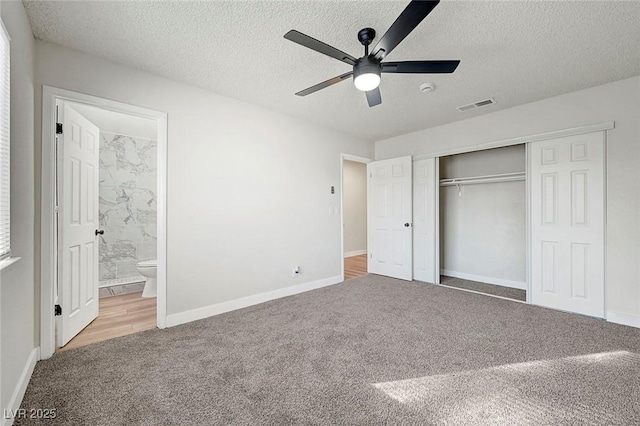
<box><xmin>18</xmin><ymin>275</ymin><xmax>640</xmax><ymax>425</ymax></box>
<box><xmin>440</xmin><ymin>275</ymin><xmax>527</xmax><ymax>301</ymax></box>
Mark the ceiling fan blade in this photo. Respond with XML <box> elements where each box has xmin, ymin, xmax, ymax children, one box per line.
<box><xmin>295</xmin><ymin>72</ymin><xmax>354</xmax><ymax>97</ymax></box>
<box><xmin>371</xmin><ymin>0</ymin><xmax>440</xmax><ymax>61</ymax></box>
<box><xmin>285</xmin><ymin>30</ymin><xmax>357</xmax><ymax>66</ymax></box>
<box><xmin>382</xmin><ymin>60</ymin><xmax>460</xmax><ymax>73</ymax></box>
<box><xmin>366</xmin><ymin>87</ymin><xmax>382</xmax><ymax>107</ymax></box>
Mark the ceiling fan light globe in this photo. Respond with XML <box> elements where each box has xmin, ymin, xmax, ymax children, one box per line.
<box><xmin>353</xmin><ymin>58</ymin><xmax>382</xmax><ymax>91</ymax></box>
<box><xmin>353</xmin><ymin>73</ymin><xmax>380</xmax><ymax>92</ymax></box>
<box><xmin>354</xmin><ymin>73</ymin><xmax>381</xmax><ymax>91</ymax></box>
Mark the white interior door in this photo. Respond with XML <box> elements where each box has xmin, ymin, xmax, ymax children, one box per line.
<box><xmin>367</xmin><ymin>156</ymin><xmax>413</xmax><ymax>280</ymax></box>
<box><xmin>530</xmin><ymin>131</ymin><xmax>605</xmax><ymax>317</ymax></box>
<box><xmin>57</xmin><ymin>103</ymin><xmax>100</xmax><ymax>347</ymax></box>
<box><xmin>413</xmin><ymin>158</ymin><xmax>437</xmax><ymax>283</ymax></box>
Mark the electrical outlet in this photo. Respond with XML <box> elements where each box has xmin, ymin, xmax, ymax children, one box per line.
<box><xmin>292</xmin><ymin>266</ymin><xmax>300</xmax><ymax>277</ymax></box>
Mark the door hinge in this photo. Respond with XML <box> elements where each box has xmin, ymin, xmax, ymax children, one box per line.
<box><xmin>56</xmin><ymin>123</ymin><xmax>63</xmax><ymax>134</ymax></box>
<box><xmin>54</xmin><ymin>304</ymin><xmax>62</xmax><ymax>316</ymax></box>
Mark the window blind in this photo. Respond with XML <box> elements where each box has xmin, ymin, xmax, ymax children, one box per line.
<box><xmin>0</xmin><ymin>22</ymin><xmax>10</xmax><ymax>260</ymax></box>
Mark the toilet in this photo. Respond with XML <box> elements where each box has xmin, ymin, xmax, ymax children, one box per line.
<box><xmin>137</xmin><ymin>259</ymin><xmax>157</xmax><ymax>298</ymax></box>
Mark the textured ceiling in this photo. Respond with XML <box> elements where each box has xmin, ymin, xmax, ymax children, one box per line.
<box><xmin>23</xmin><ymin>1</ymin><xmax>640</xmax><ymax>141</ymax></box>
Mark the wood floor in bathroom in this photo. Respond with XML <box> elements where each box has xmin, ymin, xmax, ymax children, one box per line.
<box><xmin>58</xmin><ymin>292</ymin><xmax>156</xmax><ymax>352</ymax></box>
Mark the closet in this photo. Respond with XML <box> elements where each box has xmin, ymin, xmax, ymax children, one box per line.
<box><xmin>373</xmin><ymin>127</ymin><xmax>607</xmax><ymax>317</ymax></box>
<box><xmin>438</xmin><ymin>145</ymin><xmax>527</xmax><ymax>300</ymax></box>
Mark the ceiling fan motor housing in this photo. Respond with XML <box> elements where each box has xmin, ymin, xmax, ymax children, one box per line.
<box><xmin>353</xmin><ymin>57</ymin><xmax>382</xmax><ymax>80</ymax></box>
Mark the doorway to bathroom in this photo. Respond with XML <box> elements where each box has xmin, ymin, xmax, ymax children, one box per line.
<box><xmin>341</xmin><ymin>154</ymin><xmax>371</xmax><ymax>281</ymax></box>
<box><xmin>40</xmin><ymin>87</ymin><xmax>168</xmax><ymax>357</ymax></box>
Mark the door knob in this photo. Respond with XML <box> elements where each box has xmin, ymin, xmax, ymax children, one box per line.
<box><xmin>95</xmin><ymin>229</ymin><xmax>105</xmax><ymax>236</ymax></box>
<box><xmin>404</xmin><ymin>223</ymin><xmax>411</xmax><ymax>227</ymax></box>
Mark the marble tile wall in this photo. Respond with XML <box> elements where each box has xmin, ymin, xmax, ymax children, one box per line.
<box><xmin>99</xmin><ymin>133</ymin><xmax>157</xmax><ymax>287</ymax></box>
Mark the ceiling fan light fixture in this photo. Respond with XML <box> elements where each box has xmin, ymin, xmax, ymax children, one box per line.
<box><xmin>354</xmin><ymin>73</ymin><xmax>381</xmax><ymax>91</ymax></box>
<box><xmin>285</xmin><ymin>1</ymin><xmax>460</xmax><ymax>107</ymax></box>
<box><xmin>353</xmin><ymin>58</ymin><xmax>381</xmax><ymax>91</ymax></box>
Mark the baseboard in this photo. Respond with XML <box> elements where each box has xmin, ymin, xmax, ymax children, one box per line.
<box><xmin>344</xmin><ymin>250</ymin><xmax>367</xmax><ymax>258</ymax></box>
<box><xmin>2</xmin><ymin>347</ymin><xmax>40</xmax><ymax>426</ymax></box>
<box><xmin>166</xmin><ymin>275</ymin><xmax>343</xmax><ymax>327</ymax></box>
<box><xmin>607</xmin><ymin>311</ymin><xmax>640</xmax><ymax>329</ymax></box>
<box><xmin>99</xmin><ymin>276</ymin><xmax>144</xmax><ymax>288</ymax></box>
<box><xmin>440</xmin><ymin>269</ymin><xmax>527</xmax><ymax>291</ymax></box>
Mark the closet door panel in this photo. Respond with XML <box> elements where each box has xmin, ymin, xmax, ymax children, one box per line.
<box><xmin>413</xmin><ymin>158</ymin><xmax>437</xmax><ymax>283</ymax></box>
<box><xmin>530</xmin><ymin>132</ymin><xmax>605</xmax><ymax>318</ymax></box>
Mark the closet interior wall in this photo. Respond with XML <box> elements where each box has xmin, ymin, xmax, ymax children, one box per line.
<box><xmin>439</xmin><ymin>145</ymin><xmax>527</xmax><ymax>289</ymax></box>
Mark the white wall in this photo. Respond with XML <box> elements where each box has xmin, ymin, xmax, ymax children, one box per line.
<box><xmin>34</xmin><ymin>41</ymin><xmax>373</xmax><ymax>319</ymax></box>
<box><xmin>0</xmin><ymin>0</ymin><xmax>36</xmax><ymax>416</ymax></box>
<box><xmin>439</xmin><ymin>146</ymin><xmax>526</xmax><ymax>285</ymax></box>
<box><xmin>343</xmin><ymin>160</ymin><xmax>367</xmax><ymax>256</ymax></box>
<box><xmin>376</xmin><ymin>76</ymin><xmax>640</xmax><ymax>320</ymax></box>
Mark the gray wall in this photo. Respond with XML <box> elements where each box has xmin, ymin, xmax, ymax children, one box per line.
<box><xmin>0</xmin><ymin>0</ymin><xmax>36</xmax><ymax>413</ymax></box>
<box><xmin>439</xmin><ymin>146</ymin><xmax>526</xmax><ymax>284</ymax></box>
<box><xmin>99</xmin><ymin>133</ymin><xmax>157</xmax><ymax>286</ymax></box>
<box><xmin>34</xmin><ymin>41</ymin><xmax>373</xmax><ymax>319</ymax></box>
<box><xmin>343</xmin><ymin>160</ymin><xmax>367</xmax><ymax>256</ymax></box>
<box><xmin>376</xmin><ymin>76</ymin><xmax>640</xmax><ymax>320</ymax></box>
<box><xmin>439</xmin><ymin>145</ymin><xmax>526</xmax><ymax>178</ymax></box>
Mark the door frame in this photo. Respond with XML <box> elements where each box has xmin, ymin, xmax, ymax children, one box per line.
<box><xmin>40</xmin><ymin>86</ymin><xmax>168</xmax><ymax>358</ymax></box>
<box><xmin>340</xmin><ymin>153</ymin><xmax>372</xmax><ymax>280</ymax></box>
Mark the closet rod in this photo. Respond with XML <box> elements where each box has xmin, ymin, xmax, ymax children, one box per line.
<box><xmin>439</xmin><ymin>172</ymin><xmax>525</xmax><ymax>187</ymax></box>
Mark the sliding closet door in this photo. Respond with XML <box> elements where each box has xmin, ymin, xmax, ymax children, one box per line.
<box><xmin>529</xmin><ymin>132</ymin><xmax>605</xmax><ymax>318</ymax></box>
<box><xmin>413</xmin><ymin>158</ymin><xmax>437</xmax><ymax>283</ymax></box>
<box><xmin>367</xmin><ymin>156</ymin><xmax>413</xmax><ymax>281</ymax></box>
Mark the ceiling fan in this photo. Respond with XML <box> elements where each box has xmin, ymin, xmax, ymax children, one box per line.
<box><xmin>284</xmin><ymin>0</ymin><xmax>459</xmax><ymax>107</ymax></box>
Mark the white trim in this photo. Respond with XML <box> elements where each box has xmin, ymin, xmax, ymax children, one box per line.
<box><xmin>1</xmin><ymin>348</ymin><xmax>39</xmax><ymax>426</ymax></box>
<box><xmin>0</xmin><ymin>16</ymin><xmax>10</xmax><ymax>264</ymax></box>
<box><xmin>0</xmin><ymin>257</ymin><xmax>20</xmax><ymax>273</ymax></box>
<box><xmin>437</xmin><ymin>283</ymin><xmax>528</xmax><ymax>304</ymax></box>
<box><xmin>412</xmin><ymin>121</ymin><xmax>615</xmax><ymax>161</ymax></box>
<box><xmin>166</xmin><ymin>275</ymin><xmax>343</xmax><ymax>327</ymax></box>
<box><xmin>342</xmin><ymin>153</ymin><xmax>372</xmax><ymax>163</ymax></box>
<box><xmin>40</xmin><ymin>86</ymin><xmax>168</xmax><ymax>359</ymax></box>
<box><xmin>434</xmin><ymin>158</ymin><xmax>440</xmax><ymax>284</ymax></box>
<box><xmin>340</xmin><ymin>153</ymin><xmax>372</xmax><ymax>279</ymax></box>
<box><xmin>606</xmin><ymin>311</ymin><xmax>640</xmax><ymax>329</ymax></box>
<box><xmin>525</xmin><ymin>143</ymin><xmax>532</xmax><ymax>303</ymax></box>
<box><xmin>344</xmin><ymin>249</ymin><xmax>367</xmax><ymax>258</ymax></box>
<box><xmin>603</xmin><ymin>132</ymin><xmax>608</xmax><ymax>323</ymax></box>
<box><xmin>441</xmin><ymin>269</ymin><xmax>527</xmax><ymax>290</ymax></box>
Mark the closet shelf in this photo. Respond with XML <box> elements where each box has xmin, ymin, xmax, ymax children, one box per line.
<box><xmin>439</xmin><ymin>172</ymin><xmax>525</xmax><ymax>187</ymax></box>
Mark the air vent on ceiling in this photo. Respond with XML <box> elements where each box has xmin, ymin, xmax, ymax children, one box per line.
<box><xmin>456</xmin><ymin>98</ymin><xmax>496</xmax><ymax>112</ymax></box>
